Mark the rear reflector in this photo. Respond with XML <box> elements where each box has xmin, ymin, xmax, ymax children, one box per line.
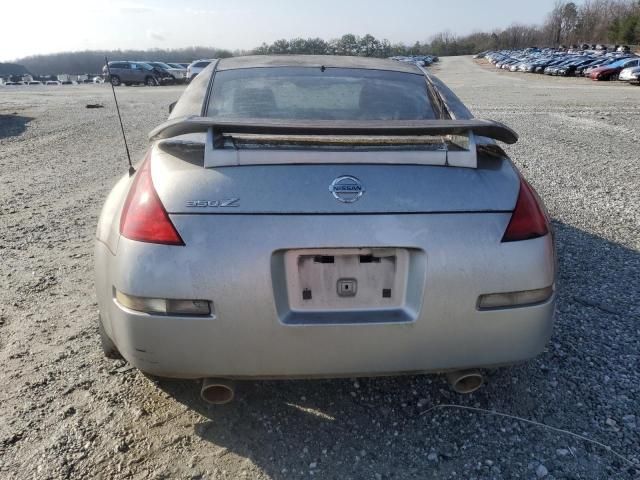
<box><xmin>477</xmin><ymin>286</ymin><xmax>553</xmax><ymax>310</ymax></box>
<box><xmin>502</xmin><ymin>178</ymin><xmax>549</xmax><ymax>242</ymax></box>
<box><xmin>120</xmin><ymin>155</ymin><xmax>184</xmax><ymax>245</ymax></box>
<box><xmin>115</xmin><ymin>290</ymin><xmax>211</xmax><ymax>315</ymax></box>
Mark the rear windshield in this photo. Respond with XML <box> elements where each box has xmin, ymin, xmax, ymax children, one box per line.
<box><xmin>207</xmin><ymin>67</ymin><xmax>436</xmax><ymax>120</ymax></box>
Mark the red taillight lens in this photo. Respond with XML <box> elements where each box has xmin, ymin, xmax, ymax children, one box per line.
<box><xmin>502</xmin><ymin>178</ymin><xmax>549</xmax><ymax>242</ymax></box>
<box><xmin>120</xmin><ymin>157</ymin><xmax>184</xmax><ymax>245</ymax></box>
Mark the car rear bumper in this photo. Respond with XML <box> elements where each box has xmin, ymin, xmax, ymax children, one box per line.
<box><xmin>95</xmin><ymin>214</ymin><xmax>556</xmax><ymax>379</ymax></box>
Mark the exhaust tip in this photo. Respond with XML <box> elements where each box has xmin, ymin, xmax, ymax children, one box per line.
<box><xmin>446</xmin><ymin>370</ymin><xmax>484</xmax><ymax>394</ymax></box>
<box><xmin>201</xmin><ymin>378</ymin><xmax>235</xmax><ymax>405</ymax></box>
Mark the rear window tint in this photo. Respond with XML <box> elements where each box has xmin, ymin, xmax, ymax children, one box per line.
<box><xmin>207</xmin><ymin>67</ymin><xmax>436</xmax><ymax>121</ymax></box>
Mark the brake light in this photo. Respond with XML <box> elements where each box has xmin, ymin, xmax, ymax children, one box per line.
<box><xmin>120</xmin><ymin>157</ymin><xmax>184</xmax><ymax>245</ymax></box>
<box><xmin>502</xmin><ymin>177</ymin><xmax>549</xmax><ymax>242</ymax></box>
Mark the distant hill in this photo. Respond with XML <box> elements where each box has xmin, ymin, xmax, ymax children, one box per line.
<box><xmin>14</xmin><ymin>47</ymin><xmax>234</xmax><ymax>75</ymax></box>
<box><xmin>0</xmin><ymin>63</ymin><xmax>29</xmax><ymax>76</ymax></box>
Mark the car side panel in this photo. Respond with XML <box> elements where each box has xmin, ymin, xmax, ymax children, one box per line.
<box><xmin>120</xmin><ymin>65</ymin><xmax>134</xmax><ymax>83</ymax></box>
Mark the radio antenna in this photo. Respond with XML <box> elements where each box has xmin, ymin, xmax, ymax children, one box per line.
<box><xmin>104</xmin><ymin>56</ymin><xmax>135</xmax><ymax>176</ymax></box>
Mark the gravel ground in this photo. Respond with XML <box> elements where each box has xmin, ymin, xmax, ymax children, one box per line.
<box><xmin>0</xmin><ymin>56</ymin><xmax>638</xmax><ymax>480</ymax></box>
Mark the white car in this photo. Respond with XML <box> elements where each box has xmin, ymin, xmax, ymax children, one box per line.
<box><xmin>186</xmin><ymin>59</ymin><xmax>215</xmax><ymax>82</ymax></box>
<box><xmin>619</xmin><ymin>66</ymin><xmax>640</xmax><ymax>83</ymax></box>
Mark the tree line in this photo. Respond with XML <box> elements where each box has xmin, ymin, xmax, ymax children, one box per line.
<box><xmin>16</xmin><ymin>47</ymin><xmax>233</xmax><ymax>75</ymax></box>
<box><xmin>253</xmin><ymin>0</ymin><xmax>640</xmax><ymax>57</ymax></box>
<box><xmin>11</xmin><ymin>0</ymin><xmax>640</xmax><ymax>75</ymax></box>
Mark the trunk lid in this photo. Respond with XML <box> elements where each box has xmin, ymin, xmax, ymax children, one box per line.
<box><xmin>151</xmin><ymin>143</ymin><xmax>519</xmax><ymax>214</ymax></box>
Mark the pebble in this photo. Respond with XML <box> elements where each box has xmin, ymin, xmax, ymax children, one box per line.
<box><xmin>427</xmin><ymin>452</ymin><xmax>438</xmax><ymax>462</ymax></box>
<box><xmin>556</xmin><ymin>448</ymin><xmax>570</xmax><ymax>457</ymax></box>
<box><xmin>536</xmin><ymin>464</ymin><xmax>548</xmax><ymax>478</ymax></box>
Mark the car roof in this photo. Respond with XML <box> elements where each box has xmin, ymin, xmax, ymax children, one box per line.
<box><xmin>217</xmin><ymin>55</ymin><xmax>423</xmax><ymax>74</ymax></box>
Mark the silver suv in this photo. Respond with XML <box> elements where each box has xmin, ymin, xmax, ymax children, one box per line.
<box><xmin>102</xmin><ymin>61</ymin><xmax>173</xmax><ymax>86</ymax></box>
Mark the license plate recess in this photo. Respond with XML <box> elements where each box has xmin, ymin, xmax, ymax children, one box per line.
<box><xmin>271</xmin><ymin>247</ymin><xmax>426</xmax><ymax>325</ymax></box>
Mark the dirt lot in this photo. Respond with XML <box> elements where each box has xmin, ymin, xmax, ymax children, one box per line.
<box><xmin>0</xmin><ymin>56</ymin><xmax>639</xmax><ymax>480</ymax></box>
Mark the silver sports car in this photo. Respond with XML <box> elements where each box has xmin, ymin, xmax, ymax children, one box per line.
<box><xmin>95</xmin><ymin>56</ymin><xmax>556</xmax><ymax>403</ymax></box>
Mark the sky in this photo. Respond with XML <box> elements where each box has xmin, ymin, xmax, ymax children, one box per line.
<box><xmin>1</xmin><ymin>0</ymin><xmax>560</xmax><ymax>61</ymax></box>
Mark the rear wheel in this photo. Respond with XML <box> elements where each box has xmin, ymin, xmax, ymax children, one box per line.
<box><xmin>610</xmin><ymin>73</ymin><xmax>619</xmax><ymax>81</ymax></box>
<box><xmin>145</xmin><ymin>76</ymin><xmax>158</xmax><ymax>86</ymax></box>
<box><xmin>97</xmin><ymin>314</ymin><xmax>122</xmax><ymax>359</ymax></box>
<box><xmin>110</xmin><ymin>75</ymin><xmax>121</xmax><ymax>86</ymax></box>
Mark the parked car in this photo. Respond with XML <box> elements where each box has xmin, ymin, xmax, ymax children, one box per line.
<box><xmin>102</xmin><ymin>61</ymin><xmax>173</xmax><ymax>86</ymax></box>
<box><xmin>481</xmin><ymin>48</ymin><xmax>640</xmax><ymax>81</ymax></box>
<box><xmin>45</xmin><ymin>80</ymin><xmax>61</xmax><ymax>85</ymax></box>
<box><xmin>391</xmin><ymin>55</ymin><xmax>438</xmax><ymax>67</ymax></box>
<box><xmin>619</xmin><ymin>66</ymin><xmax>640</xmax><ymax>84</ymax></box>
<box><xmin>144</xmin><ymin>61</ymin><xmax>187</xmax><ymax>83</ymax></box>
<box><xmin>167</xmin><ymin>63</ymin><xmax>189</xmax><ymax>78</ymax></box>
<box><xmin>186</xmin><ymin>59</ymin><xmax>214</xmax><ymax>82</ymax></box>
<box><xmin>589</xmin><ymin>57</ymin><xmax>639</xmax><ymax>80</ymax></box>
<box><xmin>558</xmin><ymin>57</ymin><xmax>597</xmax><ymax>76</ymax></box>
<box><xmin>576</xmin><ymin>57</ymin><xmax>609</xmax><ymax>76</ymax></box>
<box><xmin>95</xmin><ymin>55</ymin><xmax>556</xmax><ymax>404</ymax></box>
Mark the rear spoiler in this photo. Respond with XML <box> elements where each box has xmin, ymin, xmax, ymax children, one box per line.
<box><xmin>150</xmin><ymin>117</ymin><xmax>517</xmax><ymax>169</ymax></box>
<box><xmin>149</xmin><ymin>116</ymin><xmax>518</xmax><ymax>144</ymax></box>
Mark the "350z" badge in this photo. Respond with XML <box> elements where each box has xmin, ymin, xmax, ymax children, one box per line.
<box><xmin>186</xmin><ymin>198</ymin><xmax>240</xmax><ymax>207</ymax></box>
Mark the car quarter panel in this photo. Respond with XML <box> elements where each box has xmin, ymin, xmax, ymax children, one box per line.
<box><xmin>95</xmin><ymin>173</ymin><xmax>130</xmax><ymax>254</ymax></box>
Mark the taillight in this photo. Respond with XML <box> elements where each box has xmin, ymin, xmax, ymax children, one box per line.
<box><xmin>120</xmin><ymin>157</ymin><xmax>184</xmax><ymax>245</ymax></box>
<box><xmin>502</xmin><ymin>177</ymin><xmax>549</xmax><ymax>242</ymax></box>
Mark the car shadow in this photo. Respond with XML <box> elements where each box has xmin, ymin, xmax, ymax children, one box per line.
<box><xmin>0</xmin><ymin>114</ymin><xmax>33</xmax><ymax>140</ymax></box>
<box><xmin>156</xmin><ymin>220</ymin><xmax>640</xmax><ymax>479</ymax></box>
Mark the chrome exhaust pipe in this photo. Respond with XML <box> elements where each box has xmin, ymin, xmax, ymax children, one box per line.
<box><xmin>446</xmin><ymin>369</ymin><xmax>484</xmax><ymax>394</ymax></box>
<box><xmin>200</xmin><ymin>378</ymin><xmax>235</xmax><ymax>405</ymax></box>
